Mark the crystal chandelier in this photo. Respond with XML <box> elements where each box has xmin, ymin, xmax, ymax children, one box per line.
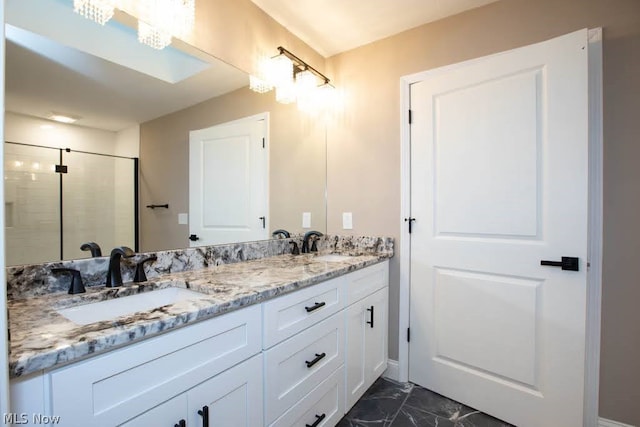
<box><xmin>73</xmin><ymin>0</ymin><xmax>195</xmax><ymax>50</ymax></box>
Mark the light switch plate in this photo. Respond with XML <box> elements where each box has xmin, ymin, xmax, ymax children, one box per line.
<box><xmin>302</xmin><ymin>212</ymin><xmax>311</xmax><ymax>228</ymax></box>
<box><xmin>178</xmin><ymin>213</ymin><xmax>189</xmax><ymax>225</ymax></box>
<box><xmin>342</xmin><ymin>212</ymin><xmax>353</xmax><ymax>230</ymax></box>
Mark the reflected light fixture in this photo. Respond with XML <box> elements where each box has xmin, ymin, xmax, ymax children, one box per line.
<box><xmin>74</xmin><ymin>0</ymin><xmax>116</xmax><ymax>25</ymax></box>
<box><xmin>73</xmin><ymin>0</ymin><xmax>195</xmax><ymax>50</ymax></box>
<box><xmin>49</xmin><ymin>113</ymin><xmax>79</xmax><ymax>124</ymax></box>
<box><xmin>250</xmin><ymin>46</ymin><xmax>336</xmax><ymax>112</ymax></box>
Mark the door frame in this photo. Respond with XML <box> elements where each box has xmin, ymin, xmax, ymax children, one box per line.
<box><xmin>397</xmin><ymin>28</ymin><xmax>603</xmax><ymax>425</ymax></box>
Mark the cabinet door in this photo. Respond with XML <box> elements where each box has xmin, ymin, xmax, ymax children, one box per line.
<box><xmin>188</xmin><ymin>353</ymin><xmax>263</xmax><ymax>427</ymax></box>
<box><xmin>120</xmin><ymin>394</ymin><xmax>187</xmax><ymax>427</ymax></box>
<box><xmin>364</xmin><ymin>287</ymin><xmax>388</xmax><ymax>382</ymax></box>
<box><xmin>345</xmin><ymin>287</ymin><xmax>388</xmax><ymax>411</ymax></box>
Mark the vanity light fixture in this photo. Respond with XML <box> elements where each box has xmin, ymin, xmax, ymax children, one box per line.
<box><xmin>250</xmin><ymin>46</ymin><xmax>336</xmax><ymax>112</ymax></box>
<box><xmin>73</xmin><ymin>0</ymin><xmax>195</xmax><ymax>50</ymax></box>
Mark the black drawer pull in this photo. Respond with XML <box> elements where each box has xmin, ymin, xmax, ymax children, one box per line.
<box><xmin>366</xmin><ymin>305</ymin><xmax>374</xmax><ymax>328</ymax></box>
<box><xmin>198</xmin><ymin>406</ymin><xmax>209</xmax><ymax>427</ymax></box>
<box><xmin>305</xmin><ymin>301</ymin><xmax>326</xmax><ymax>313</ymax></box>
<box><xmin>175</xmin><ymin>420</ymin><xmax>186</xmax><ymax>427</ymax></box>
<box><xmin>306</xmin><ymin>413</ymin><xmax>326</xmax><ymax>427</ymax></box>
<box><xmin>305</xmin><ymin>352</ymin><xmax>326</xmax><ymax>368</ymax></box>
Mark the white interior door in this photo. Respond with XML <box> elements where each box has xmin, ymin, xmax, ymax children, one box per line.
<box><xmin>408</xmin><ymin>29</ymin><xmax>589</xmax><ymax>427</ymax></box>
<box><xmin>189</xmin><ymin>115</ymin><xmax>268</xmax><ymax>245</ymax></box>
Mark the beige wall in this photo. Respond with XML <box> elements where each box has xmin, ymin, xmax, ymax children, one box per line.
<box><xmin>139</xmin><ymin>87</ymin><xmax>326</xmax><ymax>251</ymax></box>
<box><xmin>183</xmin><ymin>0</ymin><xmax>325</xmax><ymax>78</ymax></box>
<box><xmin>139</xmin><ymin>0</ymin><xmax>640</xmax><ymax>423</ymax></box>
<box><xmin>324</xmin><ymin>0</ymin><xmax>640</xmax><ymax>424</ymax></box>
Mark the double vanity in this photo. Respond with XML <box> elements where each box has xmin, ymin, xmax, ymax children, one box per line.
<box><xmin>7</xmin><ymin>236</ymin><xmax>392</xmax><ymax>427</ymax></box>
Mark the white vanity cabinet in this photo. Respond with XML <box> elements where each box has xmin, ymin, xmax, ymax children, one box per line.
<box><xmin>49</xmin><ymin>304</ymin><xmax>263</xmax><ymax>427</ymax></box>
<box><xmin>9</xmin><ymin>259</ymin><xmax>390</xmax><ymax>427</ymax></box>
<box><xmin>345</xmin><ymin>262</ymin><xmax>389</xmax><ymax>411</ymax></box>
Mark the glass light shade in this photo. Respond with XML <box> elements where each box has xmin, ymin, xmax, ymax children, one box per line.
<box><xmin>249</xmin><ymin>75</ymin><xmax>273</xmax><ymax>94</ymax></box>
<box><xmin>136</xmin><ymin>0</ymin><xmax>195</xmax><ymax>49</ymax></box>
<box><xmin>138</xmin><ymin>20</ymin><xmax>172</xmax><ymax>50</ymax></box>
<box><xmin>73</xmin><ymin>0</ymin><xmax>115</xmax><ymax>25</ymax></box>
<box><xmin>269</xmin><ymin>55</ymin><xmax>294</xmax><ymax>88</ymax></box>
<box><xmin>295</xmin><ymin>69</ymin><xmax>317</xmax><ymax>98</ymax></box>
<box><xmin>315</xmin><ymin>83</ymin><xmax>337</xmax><ymax>110</ymax></box>
<box><xmin>276</xmin><ymin>82</ymin><xmax>296</xmax><ymax>104</ymax></box>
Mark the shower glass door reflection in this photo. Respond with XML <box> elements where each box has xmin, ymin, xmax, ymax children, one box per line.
<box><xmin>4</xmin><ymin>142</ymin><xmax>137</xmax><ymax>266</ymax></box>
<box><xmin>4</xmin><ymin>143</ymin><xmax>60</xmax><ymax>265</ymax></box>
<box><xmin>63</xmin><ymin>151</ymin><xmax>136</xmax><ymax>260</ymax></box>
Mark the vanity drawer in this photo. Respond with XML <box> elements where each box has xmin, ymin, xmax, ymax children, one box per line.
<box><xmin>269</xmin><ymin>365</ymin><xmax>344</xmax><ymax>427</ymax></box>
<box><xmin>346</xmin><ymin>261</ymin><xmax>389</xmax><ymax>306</ymax></box>
<box><xmin>264</xmin><ymin>312</ymin><xmax>344</xmax><ymax>425</ymax></box>
<box><xmin>263</xmin><ymin>276</ymin><xmax>345</xmax><ymax>348</ymax></box>
<box><xmin>49</xmin><ymin>304</ymin><xmax>262</xmax><ymax>427</ymax></box>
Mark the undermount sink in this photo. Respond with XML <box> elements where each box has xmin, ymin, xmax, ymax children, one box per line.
<box><xmin>56</xmin><ymin>287</ymin><xmax>207</xmax><ymax>325</ymax></box>
<box><xmin>314</xmin><ymin>254</ymin><xmax>353</xmax><ymax>262</ymax></box>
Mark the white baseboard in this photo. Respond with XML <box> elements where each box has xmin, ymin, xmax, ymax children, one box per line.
<box><xmin>599</xmin><ymin>418</ymin><xmax>636</xmax><ymax>427</ymax></box>
<box><xmin>383</xmin><ymin>359</ymin><xmax>400</xmax><ymax>382</ymax></box>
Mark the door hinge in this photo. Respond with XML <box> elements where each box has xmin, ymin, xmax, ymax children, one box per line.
<box><xmin>407</xmin><ymin>327</ymin><xmax>410</xmax><ymax>342</ymax></box>
<box><xmin>262</xmin><ymin>137</ymin><xmax>265</xmax><ymax>148</ymax></box>
<box><xmin>408</xmin><ymin>109</ymin><xmax>412</xmax><ymax>124</ymax></box>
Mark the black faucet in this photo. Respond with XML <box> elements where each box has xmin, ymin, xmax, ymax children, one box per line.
<box><xmin>272</xmin><ymin>229</ymin><xmax>291</xmax><ymax>239</ymax></box>
<box><xmin>301</xmin><ymin>231</ymin><xmax>323</xmax><ymax>253</ymax></box>
<box><xmin>106</xmin><ymin>246</ymin><xmax>135</xmax><ymax>287</ymax></box>
<box><xmin>80</xmin><ymin>242</ymin><xmax>102</xmax><ymax>257</ymax></box>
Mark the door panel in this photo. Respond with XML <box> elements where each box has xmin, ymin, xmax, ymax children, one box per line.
<box><xmin>409</xmin><ymin>29</ymin><xmax>589</xmax><ymax>427</ymax></box>
<box><xmin>435</xmin><ymin>69</ymin><xmax>541</xmax><ymax>238</ymax></box>
<box><xmin>189</xmin><ymin>115</ymin><xmax>267</xmax><ymax>245</ymax></box>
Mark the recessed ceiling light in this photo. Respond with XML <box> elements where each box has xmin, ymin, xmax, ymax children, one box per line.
<box><xmin>49</xmin><ymin>113</ymin><xmax>78</xmax><ymax>124</ymax></box>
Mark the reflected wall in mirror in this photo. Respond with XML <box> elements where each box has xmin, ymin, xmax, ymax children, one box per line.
<box><xmin>3</xmin><ymin>0</ymin><xmax>327</xmax><ymax>265</ymax></box>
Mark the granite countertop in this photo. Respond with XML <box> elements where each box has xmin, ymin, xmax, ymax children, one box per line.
<box><xmin>8</xmin><ymin>252</ymin><xmax>388</xmax><ymax>378</ymax></box>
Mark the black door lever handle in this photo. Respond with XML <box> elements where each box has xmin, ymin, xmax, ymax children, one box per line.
<box><xmin>540</xmin><ymin>257</ymin><xmax>579</xmax><ymax>271</ymax></box>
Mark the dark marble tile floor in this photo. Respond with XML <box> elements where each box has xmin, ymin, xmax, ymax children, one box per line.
<box><xmin>337</xmin><ymin>377</ymin><xmax>515</xmax><ymax>427</ymax></box>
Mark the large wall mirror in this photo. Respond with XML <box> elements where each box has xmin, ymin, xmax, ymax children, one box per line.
<box><xmin>4</xmin><ymin>0</ymin><xmax>327</xmax><ymax>266</ymax></box>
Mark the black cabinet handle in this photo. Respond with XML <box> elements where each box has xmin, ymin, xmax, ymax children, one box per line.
<box><xmin>305</xmin><ymin>352</ymin><xmax>326</xmax><ymax>368</ymax></box>
<box><xmin>189</xmin><ymin>234</ymin><xmax>200</xmax><ymax>242</ymax></box>
<box><xmin>366</xmin><ymin>305</ymin><xmax>374</xmax><ymax>328</ymax></box>
<box><xmin>540</xmin><ymin>256</ymin><xmax>579</xmax><ymax>271</ymax></box>
<box><xmin>259</xmin><ymin>216</ymin><xmax>266</xmax><ymax>228</ymax></box>
<box><xmin>197</xmin><ymin>406</ymin><xmax>209</xmax><ymax>427</ymax></box>
<box><xmin>306</xmin><ymin>413</ymin><xmax>326</xmax><ymax>427</ymax></box>
<box><xmin>174</xmin><ymin>420</ymin><xmax>186</xmax><ymax>427</ymax></box>
<box><xmin>305</xmin><ymin>301</ymin><xmax>326</xmax><ymax>313</ymax></box>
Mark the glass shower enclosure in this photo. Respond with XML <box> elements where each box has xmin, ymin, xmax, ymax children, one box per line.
<box><xmin>4</xmin><ymin>142</ymin><xmax>138</xmax><ymax>266</ymax></box>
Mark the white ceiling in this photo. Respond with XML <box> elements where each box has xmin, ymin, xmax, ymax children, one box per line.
<box><xmin>4</xmin><ymin>0</ymin><xmax>500</xmax><ymax>132</ymax></box>
<box><xmin>250</xmin><ymin>0</ymin><xmax>500</xmax><ymax>57</ymax></box>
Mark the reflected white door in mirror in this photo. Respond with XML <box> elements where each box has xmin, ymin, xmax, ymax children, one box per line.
<box><xmin>189</xmin><ymin>113</ymin><xmax>268</xmax><ymax>245</ymax></box>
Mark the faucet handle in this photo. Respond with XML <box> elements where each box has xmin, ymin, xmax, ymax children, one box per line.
<box><xmin>134</xmin><ymin>255</ymin><xmax>158</xmax><ymax>283</ymax></box>
<box><xmin>52</xmin><ymin>268</ymin><xmax>86</xmax><ymax>294</ymax></box>
<box><xmin>310</xmin><ymin>238</ymin><xmax>319</xmax><ymax>252</ymax></box>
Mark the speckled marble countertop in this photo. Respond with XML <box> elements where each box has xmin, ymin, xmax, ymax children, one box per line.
<box><xmin>8</xmin><ymin>253</ymin><xmax>388</xmax><ymax>378</ymax></box>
